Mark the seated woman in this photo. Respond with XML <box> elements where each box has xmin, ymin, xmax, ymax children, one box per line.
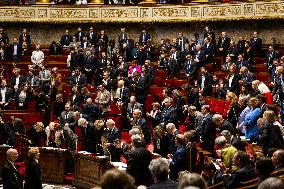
<box><xmin>15</xmin><ymin>83</ymin><xmax>32</xmax><ymax>110</ymax></box>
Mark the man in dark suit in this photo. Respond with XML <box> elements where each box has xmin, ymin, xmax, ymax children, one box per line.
<box><xmin>10</xmin><ymin>37</ymin><xmax>21</xmax><ymax>62</ymax></box>
<box><xmin>217</xmin><ymin>31</ymin><xmax>230</xmax><ymax>62</ymax></box>
<box><xmin>266</xmin><ymin>45</ymin><xmax>279</xmax><ymax>71</ymax></box>
<box><xmin>2</xmin><ymin>148</ymin><xmax>23</xmax><ymax>189</ymax></box>
<box><xmin>59</xmin><ymin>102</ymin><xmax>75</xmax><ymax>125</ymax></box>
<box><xmin>10</xmin><ymin>68</ymin><xmax>26</xmax><ymax>92</ymax></box>
<box><xmin>127</xmin><ymin>135</ymin><xmax>152</xmax><ymax>186</ymax></box>
<box><xmin>126</xmin><ymin>96</ymin><xmax>143</xmax><ymax>121</ymax></box>
<box><xmin>139</xmin><ymin>29</ymin><xmax>151</xmax><ymax>45</ymax></box>
<box><xmin>70</xmin><ymin>48</ymin><xmax>84</xmax><ymax>71</ymax></box>
<box><xmin>204</xmin><ymin>37</ymin><xmax>215</xmax><ymax>64</ymax></box>
<box><xmin>176</xmin><ymin>32</ymin><xmax>188</xmax><ymax>53</ymax></box>
<box><xmin>168</xmin><ymin>134</ymin><xmax>189</xmax><ymax>181</ymax></box>
<box><xmin>250</xmin><ymin>31</ymin><xmax>263</xmax><ymax>57</ymax></box>
<box><xmin>60</xmin><ymin>29</ymin><xmax>73</xmax><ymax>47</ymax></box>
<box><xmin>0</xmin><ymin>79</ymin><xmax>14</xmax><ymax>110</ymax></box>
<box><xmin>74</xmin><ymin>27</ymin><xmax>84</xmax><ymax>44</ymax></box>
<box><xmin>184</xmin><ymin>131</ymin><xmax>198</xmax><ymax>173</ymax></box>
<box><xmin>98</xmin><ymin>30</ymin><xmax>109</xmax><ymax>50</ymax></box>
<box><xmin>193</xmin><ymin>44</ymin><xmax>206</xmax><ymax>67</ymax></box>
<box><xmin>26</xmin><ymin>69</ymin><xmax>39</xmax><ymax>89</ymax></box>
<box><xmin>223</xmin><ymin>151</ymin><xmax>256</xmax><ymax>188</ymax></box>
<box><xmin>148</xmin><ymin>158</ymin><xmax>178</xmax><ymax>189</ymax></box>
<box><xmin>166</xmin><ymin>123</ymin><xmax>180</xmax><ymax>154</ymax></box>
<box><xmin>131</xmin><ymin>71</ymin><xmax>146</xmax><ymax>104</ymax></box>
<box><xmin>116</xmin><ymin>79</ymin><xmax>130</xmax><ymax>105</ymax></box>
<box><xmin>70</xmin><ymin>67</ymin><xmax>87</xmax><ymax>89</ymax></box>
<box><xmin>197</xmin><ymin>67</ymin><xmax>213</xmax><ymax>96</ymax></box>
<box><xmin>81</xmin><ymin>98</ymin><xmax>99</xmax><ymax>122</ymax></box>
<box><xmin>19</xmin><ymin>28</ymin><xmax>31</xmax><ymax>46</ymax></box>
<box><xmin>272</xmin><ymin>65</ymin><xmax>284</xmax><ymax>101</ymax></box>
<box><xmin>239</xmin><ymin>66</ymin><xmax>256</xmax><ymax>94</ymax></box>
<box><xmin>161</xmin><ymin>97</ymin><xmax>178</xmax><ymax>127</ymax></box>
<box><xmin>236</xmin><ymin>54</ymin><xmax>248</xmax><ymax>71</ymax></box>
<box><xmin>183</xmin><ymin>54</ymin><xmax>197</xmax><ymax>80</ymax></box>
<box><xmin>86</xmin><ymin>27</ymin><xmax>97</xmax><ymax>47</ymax></box>
<box><xmin>0</xmin><ymin>27</ymin><xmax>9</xmax><ymax>45</ymax></box>
<box><xmin>225</xmin><ymin>64</ymin><xmax>241</xmax><ymax>95</ymax></box>
<box><xmin>106</xmin><ymin>119</ymin><xmax>121</xmax><ymax>143</ymax></box>
<box><xmin>236</xmin><ymin>36</ymin><xmax>246</xmax><ymax>55</ymax></box>
<box><xmin>131</xmin><ymin>109</ymin><xmax>151</xmax><ymax>144</ymax></box>
<box><xmin>198</xmin><ymin>105</ymin><xmax>216</xmax><ymax>154</ymax></box>
<box><xmin>118</xmin><ymin>28</ymin><xmax>128</xmax><ymax>46</ymax></box>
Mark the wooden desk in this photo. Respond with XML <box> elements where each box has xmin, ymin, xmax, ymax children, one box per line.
<box><xmin>38</xmin><ymin>148</ymin><xmax>67</xmax><ymax>184</ymax></box>
<box><xmin>72</xmin><ymin>153</ymin><xmax>114</xmax><ymax>189</ymax></box>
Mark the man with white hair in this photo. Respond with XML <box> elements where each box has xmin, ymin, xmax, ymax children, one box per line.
<box><xmin>251</xmin><ymin>80</ymin><xmax>270</xmax><ymax>95</ymax></box>
<box><xmin>166</xmin><ymin>123</ymin><xmax>180</xmax><ymax>154</ymax></box>
<box><xmin>131</xmin><ymin>109</ymin><xmax>151</xmax><ymax>144</ymax></box>
<box><xmin>148</xmin><ymin>158</ymin><xmax>177</xmax><ymax>189</ymax></box>
<box><xmin>106</xmin><ymin>119</ymin><xmax>120</xmax><ymax>144</ymax></box>
<box><xmin>126</xmin><ymin>95</ymin><xmax>143</xmax><ymax>121</ymax></box>
<box><xmin>212</xmin><ymin>113</ymin><xmax>236</xmax><ymax>135</ymax></box>
<box><xmin>2</xmin><ymin>148</ymin><xmax>23</xmax><ymax>189</ymax></box>
<box><xmin>161</xmin><ymin>97</ymin><xmax>178</xmax><ymax>127</ymax></box>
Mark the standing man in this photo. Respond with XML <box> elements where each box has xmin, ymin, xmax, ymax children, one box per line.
<box><xmin>2</xmin><ymin>148</ymin><xmax>23</xmax><ymax>189</ymax></box>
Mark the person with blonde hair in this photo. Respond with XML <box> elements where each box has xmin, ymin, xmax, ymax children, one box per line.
<box><xmin>225</xmin><ymin>92</ymin><xmax>241</xmax><ymax>128</ymax></box>
<box><xmin>24</xmin><ymin>147</ymin><xmax>42</xmax><ymax>189</ymax></box>
<box><xmin>27</xmin><ymin>122</ymin><xmax>47</xmax><ymax>147</ymax></box>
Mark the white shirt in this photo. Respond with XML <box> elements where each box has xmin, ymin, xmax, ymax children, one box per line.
<box><xmin>201</xmin><ymin>75</ymin><xmax>205</xmax><ymax>89</ymax></box>
<box><xmin>13</xmin><ymin>44</ymin><xmax>18</xmax><ymax>55</ymax></box>
<box><xmin>1</xmin><ymin>87</ymin><xmax>6</xmax><ymax>103</ymax></box>
<box><xmin>258</xmin><ymin>82</ymin><xmax>270</xmax><ymax>93</ymax></box>
<box><xmin>15</xmin><ymin>76</ymin><xmax>20</xmax><ymax>87</ymax></box>
<box><xmin>228</xmin><ymin>75</ymin><xmax>234</xmax><ymax>88</ymax></box>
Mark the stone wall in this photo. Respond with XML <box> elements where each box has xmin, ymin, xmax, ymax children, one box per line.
<box><xmin>2</xmin><ymin>19</ymin><xmax>284</xmax><ymax>46</ymax></box>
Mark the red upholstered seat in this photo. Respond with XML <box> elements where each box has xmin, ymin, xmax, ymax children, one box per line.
<box><xmin>121</xmin><ymin>132</ymin><xmax>131</xmax><ymax>144</ymax></box>
<box><xmin>179</xmin><ymin>125</ymin><xmax>187</xmax><ymax>134</ymax></box>
<box><xmin>152</xmin><ymin>79</ymin><xmax>165</xmax><ymax>86</ymax></box>
<box><xmin>145</xmin><ymin>95</ymin><xmax>154</xmax><ymax>112</ymax></box>
<box><xmin>27</xmin><ymin>101</ymin><xmax>36</xmax><ymax>112</ymax></box>
<box><xmin>257</xmin><ymin>72</ymin><xmax>271</xmax><ymax>82</ymax></box>
<box><xmin>210</xmin><ymin>99</ymin><xmax>225</xmax><ymax>114</ymax></box>
<box><xmin>156</xmin><ymin>69</ymin><xmax>167</xmax><ymax>78</ymax></box>
<box><xmin>109</xmin><ymin>104</ymin><xmax>122</xmax><ymax>115</ymax></box>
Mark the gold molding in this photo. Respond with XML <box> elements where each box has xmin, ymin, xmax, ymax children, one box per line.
<box><xmin>0</xmin><ymin>1</ymin><xmax>284</xmax><ymax>23</ymax></box>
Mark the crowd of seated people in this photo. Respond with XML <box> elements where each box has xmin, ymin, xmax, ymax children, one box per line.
<box><xmin>0</xmin><ymin>25</ymin><xmax>284</xmax><ymax>189</ymax></box>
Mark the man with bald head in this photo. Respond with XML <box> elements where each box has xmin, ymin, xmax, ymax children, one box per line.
<box><xmin>2</xmin><ymin>148</ymin><xmax>23</xmax><ymax>189</ymax></box>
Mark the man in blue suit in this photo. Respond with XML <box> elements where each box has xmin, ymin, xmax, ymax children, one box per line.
<box><xmin>106</xmin><ymin>119</ymin><xmax>120</xmax><ymax>143</ymax></box>
<box><xmin>168</xmin><ymin>134</ymin><xmax>189</xmax><ymax>181</ymax></box>
<box><xmin>82</xmin><ymin>98</ymin><xmax>99</xmax><ymax>122</ymax></box>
